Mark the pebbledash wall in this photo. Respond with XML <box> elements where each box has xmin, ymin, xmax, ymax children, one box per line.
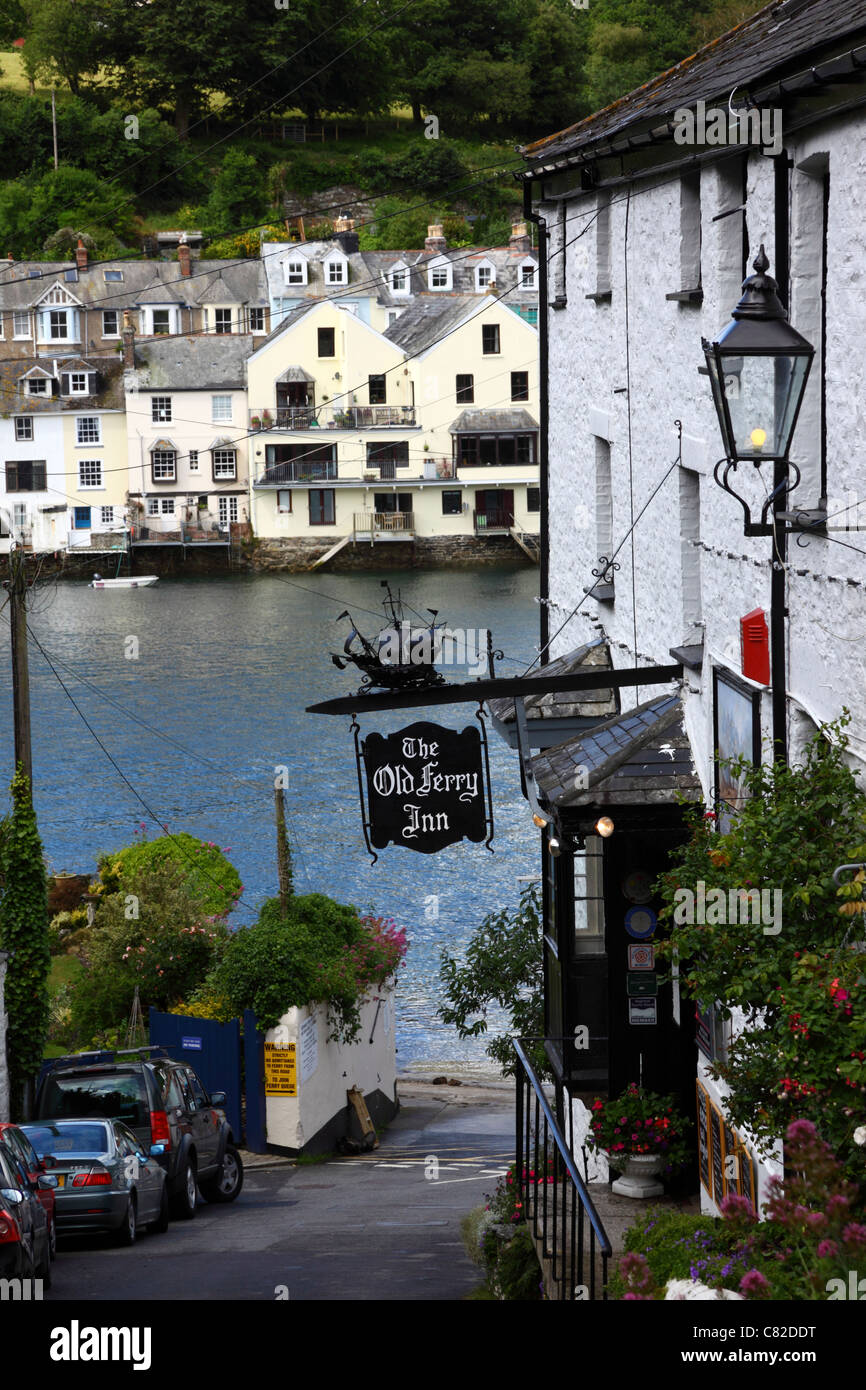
<box><xmin>537</xmin><ymin>110</ymin><xmax>866</xmax><ymax>1211</ymax></box>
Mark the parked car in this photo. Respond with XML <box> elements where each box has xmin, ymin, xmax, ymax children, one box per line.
<box><xmin>35</xmin><ymin>1048</ymin><xmax>243</xmax><ymax>1219</ymax></box>
<box><xmin>0</xmin><ymin>1121</ymin><xmax>58</xmax><ymax>1260</ymax></box>
<box><xmin>0</xmin><ymin>1144</ymin><xmax>52</xmax><ymax>1282</ymax></box>
<box><xmin>21</xmin><ymin>1119</ymin><xmax>168</xmax><ymax>1245</ymax></box>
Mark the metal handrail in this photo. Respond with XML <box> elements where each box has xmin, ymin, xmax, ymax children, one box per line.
<box><xmin>514</xmin><ymin>1037</ymin><xmax>612</xmax><ymax>1301</ymax></box>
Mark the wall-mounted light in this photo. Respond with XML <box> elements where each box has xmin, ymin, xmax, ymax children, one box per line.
<box><xmin>532</xmin><ymin>812</ymin><xmax>550</xmax><ymax>829</ymax></box>
<box><xmin>595</xmin><ymin>815</ymin><xmax>615</xmax><ymax>838</ymax></box>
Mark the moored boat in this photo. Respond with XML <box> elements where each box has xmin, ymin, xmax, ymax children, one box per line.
<box><xmin>90</xmin><ymin>575</ymin><xmax>158</xmax><ymax>589</ymax></box>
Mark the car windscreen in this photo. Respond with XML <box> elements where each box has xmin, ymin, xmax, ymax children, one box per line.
<box><xmin>22</xmin><ymin>1123</ymin><xmax>110</xmax><ymax>1159</ymax></box>
<box><xmin>38</xmin><ymin>1071</ymin><xmax>149</xmax><ymax>1129</ymax></box>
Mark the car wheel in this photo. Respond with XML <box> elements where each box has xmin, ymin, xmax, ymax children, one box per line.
<box><xmin>201</xmin><ymin>1143</ymin><xmax>244</xmax><ymax>1204</ymax></box>
<box><xmin>149</xmin><ymin>1183</ymin><xmax>170</xmax><ymax>1234</ymax></box>
<box><xmin>170</xmin><ymin>1157</ymin><xmax>198</xmax><ymax>1220</ymax></box>
<box><xmin>116</xmin><ymin>1195</ymin><xmax>137</xmax><ymax>1247</ymax></box>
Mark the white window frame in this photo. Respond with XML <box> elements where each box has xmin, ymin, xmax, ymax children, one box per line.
<box><xmin>103</xmin><ymin>270</ymin><xmax>124</xmax><ymax>283</ymax></box>
<box><xmin>100</xmin><ymin>505</ymin><xmax>115</xmax><ymax>525</ymax></box>
<box><xmin>48</xmin><ymin>309</ymin><xmax>70</xmax><ymax>340</ymax></box>
<box><xmin>189</xmin><ymin>450</ymin><xmax>199</xmax><ymax>472</ymax></box>
<box><xmin>213</xmin><ymin>307</ymin><xmax>233</xmax><ymax>335</ymax></box>
<box><xmin>78</xmin><ymin>459</ymin><xmax>104</xmax><ymax>490</ymax></box>
<box><xmin>69</xmin><ymin>372</ymin><xmax>88</xmax><ymax>395</ymax></box>
<box><xmin>211</xmin><ymin>395</ymin><xmax>232</xmax><ymax>423</ymax></box>
<box><xmin>151</xmin><ymin>450</ymin><xmax>176</xmax><ymax>482</ymax></box>
<box><xmin>142</xmin><ymin>306</ymin><xmax>176</xmax><ymax>336</ymax></box>
<box><xmin>324</xmin><ymin>253</ymin><xmax>347</xmax><ymax>286</ymax></box>
<box><xmin>277</xmin><ymin>489</ymin><xmax>292</xmax><ymax>513</ymax></box>
<box><xmin>14</xmin><ymin>417</ymin><xmax>33</xmax><ymax>441</ymax></box>
<box><xmin>249</xmin><ymin>307</ymin><xmax>265</xmax><ymax>332</ymax></box>
<box><xmin>284</xmin><ymin>258</ymin><xmax>307</xmax><ymax>286</ymax></box>
<box><xmin>212</xmin><ymin>449</ymin><xmax>236</xmax><ymax>480</ymax></box>
<box><xmin>428</xmin><ymin>258</ymin><xmax>452</xmax><ymax>291</ymax></box>
<box><xmin>76</xmin><ymin>416</ymin><xmax>101</xmax><ymax>445</ymax></box>
<box><xmin>390</xmin><ymin>263</ymin><xmax>410</xmax><ymax>296</ymax></box>
<box><xmin>13</xmin><ymin>311</ymin><xmax>31</xmax><ymax>339</ymax></box>
<box><xmin>218</xmin><ymin>496</ymin><xmax>238</xmax><ymax>526</ymax></box>
<box><xmin>102</xmin><ymin>310</ymin><xmax>120</xmax><ymax>338</ymax></box>
<box><xmin>151</xmin><ymin>396</ymin><xmax>172</xmax><ymax>423</ymax></box>
<box><xmin>520</xmin><ymin>259</ymin><xmax>538</xmax><ymax>289</ymax></box>
<box><xmin>27</xmin><ymin>377</ymin><xmax>49</xmax><ymax>396</ymax></box>
<box><xmin>475</xmin><ymin>260</ymin><xmax>495</xmax><ymax>291</ymax></box>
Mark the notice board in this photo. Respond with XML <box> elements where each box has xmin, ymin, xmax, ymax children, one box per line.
<box><xmin>264</xmin><ymin>1041</ymin><xmax>297</xmax><ymax>1096</ymax></box>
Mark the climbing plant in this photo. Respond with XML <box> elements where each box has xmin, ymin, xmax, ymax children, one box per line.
<box><xmin>0</xmin><ymin>766</ymin><xmax>49</xmax><ymax>1119</ymax></box>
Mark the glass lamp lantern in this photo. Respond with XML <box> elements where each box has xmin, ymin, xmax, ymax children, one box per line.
<box><xmin>703</xmin><ymin>246</ymin><xmax>814</xmax><ymax>464</ymax></box>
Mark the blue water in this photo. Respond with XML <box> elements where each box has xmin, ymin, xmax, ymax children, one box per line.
<box><xmin>0</xmin><ymin>566</ymin><xmax>540</xmax><ymax>1071</ymax></box>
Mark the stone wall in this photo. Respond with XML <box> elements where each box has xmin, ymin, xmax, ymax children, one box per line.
<box><xmin>251</xmin><ymin>534</ymin><xmax>534</xmax><ymax>572</ymax></box>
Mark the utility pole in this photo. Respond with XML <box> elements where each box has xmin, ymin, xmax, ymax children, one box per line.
<box><xmin>274</xmin><ymin>785</ymin><xmax>293</xmax><ymax>914</ymax></box>
<box><xmin>50</xmin><ymin>87</ymin><xmax>58</xmax><ymax>170</ymax></box>
<box><xmin>7</xmin><ymin>545</ymin><xmax>32</xmax><ymax>790</ymax></box>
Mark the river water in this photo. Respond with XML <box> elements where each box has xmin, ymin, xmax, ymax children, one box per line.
<box><xmin>0</xmin><ymin>565</ymin><xmax>541</xmax><ymax>1072</ymax></box>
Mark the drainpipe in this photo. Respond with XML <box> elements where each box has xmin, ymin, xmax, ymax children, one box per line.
<box><xmin>523</xmin><ymin>177</ymin><xmax>549</xmax><ymax>659</ymax></box>
<box><xmin>772</xmin><ymin>152</ymin><xmax>792</xmax><ymax>765</ymax></box>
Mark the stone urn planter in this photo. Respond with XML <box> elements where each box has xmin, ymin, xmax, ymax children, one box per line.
<box><xmin>610</xmin><ymin>1152</ymin><xmax>666</xmax><ymax>1199</ymax></box>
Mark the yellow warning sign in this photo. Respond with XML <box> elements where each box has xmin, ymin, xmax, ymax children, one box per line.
<box><xmin>264</xmin><ymin>1042</ymin><xmax>297</xmax><ymax>1096</ymax></box>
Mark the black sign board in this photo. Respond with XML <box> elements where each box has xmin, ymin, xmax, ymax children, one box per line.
<box><xmin>695</xmin><ymin>1001</ymin><xmax>715</xmax><ymax>1061</ymax></box>
<box><xmin>710</xmin><ymin>1105</ymin><xmax>725</xmax><ymax>1205</ymax></box>
<box><xmin>356</xmin><ymin>719</ymin><xmax>493</xmax><ymax>860</ymax></box>
<box><xmin>696</xmin><ymin>1082</ymin><xmax>711</xmax><ymax>1197</ymax></box>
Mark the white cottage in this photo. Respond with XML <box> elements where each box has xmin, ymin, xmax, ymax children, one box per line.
<box><xmin>519</xmin><ymin>0</ymin><xmax>866</xmax><ymax>1215</ymax></box>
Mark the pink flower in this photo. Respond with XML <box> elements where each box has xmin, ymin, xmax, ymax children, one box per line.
<box><xmin>842</xmin><ymin>1224</ymin><xmax>866</xmax><ymax>1248</ymax></box>
<box><xmin>816</xmin><ymin>1240</ymin><xmax>838</xmax><ymax>1259</ymax></box>
<box><xmin>739</xmin><ymin>1270</ymin><xmax>770</xmax><ymax>1297</ymax></box>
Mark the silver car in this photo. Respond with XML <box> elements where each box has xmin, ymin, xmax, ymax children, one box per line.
<box><xmin>22</xmin><ymin>1119</ymin><xmax>169</xmax><ymax>1245</ymax></box>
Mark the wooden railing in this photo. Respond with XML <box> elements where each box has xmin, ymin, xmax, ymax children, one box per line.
<box><xmin>353</xmin><ymin>511</ymin><xmax>414</xmax><ymax>536</ymax></box>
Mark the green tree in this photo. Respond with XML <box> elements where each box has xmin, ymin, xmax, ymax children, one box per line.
<box><xmin>204</xmin><ymin>148</ymin><xmax>266</xmax><ymax>236</ymax></box>
<box><xmin>95</xmin><ymin>831</ymin><xmax>242</xmax><ymax>919</ymax></box>
<box><xmin>656</xmin><ymin>717</ymin><xmax>866</xmax><ymax>1168</ymax></box>
<box><xmin>438</xmin><ymin>880</ymin><xmax>545</xmax><ymax>1077</ymax></box>
<box><xmin>71</xmin><ymin>857</ymin><xmax>231</xmax><ymax>1043</ymax></box>
<box><xmin>0</xmin><ymin>767</ymin><xmax>49</xmax><ymax>1119</ymax></box>
<box><xmin>20</xmin><ymin>0</ymin><xmax>110</xmax><ymax>96</ymax></box>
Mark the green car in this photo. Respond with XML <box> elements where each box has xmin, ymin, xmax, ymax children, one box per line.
<box><xmin>22</xmin><ymin>1119</ymin><xmax>169</xmax><ymax>1246</ymax></box>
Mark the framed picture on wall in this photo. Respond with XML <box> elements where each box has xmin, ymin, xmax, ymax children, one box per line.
<box><xmin>713</xmin><ymin>668</ymin><xmax>761</xmax><ymax>834</ymax></box>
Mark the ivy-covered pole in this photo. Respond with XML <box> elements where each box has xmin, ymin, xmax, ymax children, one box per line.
<box><xmin>274</xmin><ymin>784</ymin><xmax>294</xmax><ymax>913</ymax></box>
<box><xmin>0</xmin><ymin>765</ymin><xmax>49</xmax><ymax>1120</ymax></box>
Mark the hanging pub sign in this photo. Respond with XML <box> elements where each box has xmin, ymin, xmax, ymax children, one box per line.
<box><xmin>354</xmin><ymin>716</ymin><xmax>494</xmax><ymax>862</ymax></box>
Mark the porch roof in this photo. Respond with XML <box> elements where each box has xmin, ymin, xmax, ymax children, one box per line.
<box><xmin>488</xmin><ymin>638</ymin><xmax>618</xmax><ymax>725</ymax></box>
<box><xmin>276</xmin><ymin>365</ymin><xmax>315</xmax><ymax>383</ymax></box>
<box><xmin>531</xmin><ymin>692</ymin><xmax>702</xmax><ymax>809</ymax></box>
<box><xmin>449</xmin><ymin>408</ymin><xmax>539</xmax><ymax>434</ymax></box>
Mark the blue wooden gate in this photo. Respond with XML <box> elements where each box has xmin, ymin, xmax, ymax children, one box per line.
<box><xmin>149</xmin><ymin>1009</ymin><xmax>242</xmax><ymax>1141</ymax></box>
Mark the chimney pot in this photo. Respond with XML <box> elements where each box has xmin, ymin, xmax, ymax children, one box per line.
<box><xmin>424</xmin><ymin>223</ymin><xmax>447</xmax><ymax>254</ymax></box>
<box><xmin>509</xmin><ymin>220</ymin><xmax>532</xmax><ymax>253</ymax></box>
<box><xmin>75</xmin><ymin>237</ymin><xmax>88</xmax><ymax>270</ymax></box>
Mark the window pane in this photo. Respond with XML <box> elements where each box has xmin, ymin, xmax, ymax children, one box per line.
<box><xmin>318</xmin><ymin>327</ymin><xmax>335</xmax><ymax>357</ymax></box>
<box><xmin>456</xmin><ymin>375</ymin><xmax>474</xmax><ymax>404</ymax></box>
<box><xmin>369</xmin><ymin>374</ymin><xmax>386</xmax><ymax>405</ymax></box>
<box><xmin>442</xmin><ymin>490</ymin><xmax>462</xmax><ymax>515</ymax></box>
<box><xmin>511</xmin><ymin>371</ymin><xmax>529</xmax><ymax>402</ymax></box>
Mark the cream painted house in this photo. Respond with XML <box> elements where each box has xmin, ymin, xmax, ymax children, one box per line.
<box><xmin>248</xmin><ymin>295</ymin><xmax>540</xmax><ymax>563</ymax></box>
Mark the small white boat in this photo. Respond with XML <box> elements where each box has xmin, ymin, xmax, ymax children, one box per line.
<box><xmin>91</xmin><ymin>575</ymin><xmax>159</xmax><ymax>589</ymax></box>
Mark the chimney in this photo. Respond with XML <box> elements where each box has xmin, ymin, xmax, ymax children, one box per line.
<box><xmin>425</xmin><ymin>223</ymin><xmax>446</xmax><ymax>254</ymax></box>
<box><xmin>178</xmin><ymin>239</ymin><xmax>191</xmax><ymax>278</ymax></box>
<box><xmin>75</xmin><ymin>237</ymin><xmax>88</xmax><ymax>270</ymax></box>
<box><xmin>121</xmin><ymin>311</ymin><xmax>135</xmax><ymax>369</ymax></box>
<box><xmin>509</xmin><ymin>220</ymin><xmax>532</xmax><ymax>253</ymax></box>
<box><xmin>333</xmin><ymin>215</ymin><xmax>358</xmax><ymax>255</ymax></box>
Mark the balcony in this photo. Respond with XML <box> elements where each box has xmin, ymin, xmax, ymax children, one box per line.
<box><xmin>249</xmin><ymin>405</ymin><xmax>416</xmax><ymax>431</ymax></box>
<box><xmin>422</xmin><ymin>457</ymin><xmax>457</xmax><ymax>480</ymax></box>
<box><xmin>353</xmin><ymin>511</ymin><xmax>415</xmax><ymax>541</ymax></box>
<box><xmin>256</xmin><ymin>459</ymin><xmax>338</xmax><ymax>485</ymax></box>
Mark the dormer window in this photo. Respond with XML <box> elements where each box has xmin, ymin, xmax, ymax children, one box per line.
<box><xmin>324</xmin><ymin>253</ymin><xmax>348</xmax><ymax>286</ymax></box>
<box><xmin>69</xmin><ymin>373</ymin><xmax>88</xmax><ymax>394</ymax></box>
<box><xmin>390</xmin><ymin>262</ymin><xmax>410</xmax><ymax>296</ymax></box>
<box><xmin>27</xmin><ymin>377</ymin><xmax>49</xmax><ymax>396</ymax></box>
<box><xmin>475</xmin><ymin>259</ymin><xmax>495</xmax><ymax>291</ymax></box>
<box><xmin>428</xmin><ymin>257</ymin><xmax>452</xmax><ymax>291</ymax></box>
<box><xmin>284</xmin><ymin>258</ymin><xmax>307</xmax><ymax>286</ymax></box>
<box><xmin>520</xmin><ymin>259</ymin><xmax>537</xmax><ymax>290</ymax></box>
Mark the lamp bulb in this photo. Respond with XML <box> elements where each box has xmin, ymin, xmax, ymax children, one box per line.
<box><xmin>595</xmin><ymin>816</ymin><xmax>615</xmax><ymax>838</ymax></box>
<box><xmin>750</xmin><ymin>427</ymin><xmax>767</xmax><ymax>449</ymax></box>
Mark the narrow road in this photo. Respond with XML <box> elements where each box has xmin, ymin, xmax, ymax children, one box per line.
<box><xmin>44</xmin><ymin>1081</ymin><xmax>515</xmax><ymax>1302</ymax></box>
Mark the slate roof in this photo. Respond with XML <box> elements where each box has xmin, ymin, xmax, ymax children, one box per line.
<box><xmin>522</xmin><ymin>0</ymin><xmax>866</xmax><ymax>170</ymax></box>
<box><xmin>488</xmin><ymin>638</ymin><xmax>619</xmax><ymax>725</ymax></box>
<box><xmin>531</xmin><ymin>694</ymin><xmax>702</xmax><ymax>809</ymax></box>
<box><xmin>448</xmin><ymin>408</ymin><xmax>539</xmax><ymax>434</ymax></box>
<box><xmin>383</xmin><ymin>296</ymin><xmax>479</xmax><ymax>353</ymax></box>
<box><xmin>0</xmin><ymin>258</ymin><xmax>267</xmax><ymax>313</ymax></box>
<box><xmin>0</xmin><ymin>356</ymin><xmax>124</xmax><ymax>414</ymax></box>
<box><xmin>263</xmin><ymin>240</ymin><xmax>539</xmax><ymax>312</ymax></box>
<box><xmin>129</xmin><ymin>335</ymin><xmax>254</xmax><ymax>391</ymax></box>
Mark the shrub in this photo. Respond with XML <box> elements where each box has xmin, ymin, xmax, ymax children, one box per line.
<box><xmin>212</xmin><ymin>895</ymin><xmax>407</xmax><ymax>1042</ymax></box>
<box><xmin>95</xmin><ymin>830</ymin><xmax>241</xmax><ymax>918</ymax></box>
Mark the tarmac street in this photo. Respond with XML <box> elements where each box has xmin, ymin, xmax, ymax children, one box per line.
<box><xmin>43</xmin><ymin>1081</ymin><xmax>516</xmax><ymax>1302</ymax></box>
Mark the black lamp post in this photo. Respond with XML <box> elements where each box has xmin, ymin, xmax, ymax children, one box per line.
<box><xmin>702</xmin><ymin>246</ymin><xmax>815</xmax><ymax>764</ymax></box>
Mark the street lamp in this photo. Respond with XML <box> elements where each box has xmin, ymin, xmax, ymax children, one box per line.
<box><xmin>702</xmin><ymin>245</ymin><xmax>815</xmax><ymax>764</ymax></box>
<box><xmin>703</xmin><ymin>246</ymin><xmax>813</xmax><ymax>471</ymax></box>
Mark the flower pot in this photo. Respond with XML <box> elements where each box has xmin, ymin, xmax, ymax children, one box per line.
<box><xmin>610</xmin><ymin>1152</ymin><xmax>665</xmax><ymax>1199</ymax></box>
